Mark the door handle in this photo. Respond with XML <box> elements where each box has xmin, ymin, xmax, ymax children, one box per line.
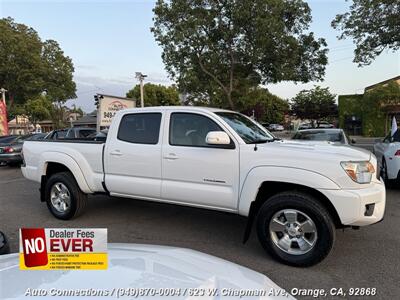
<box><xmin>110</xmin><ymin>150</ymin><xmax>123</xmax><ymax>156</ymax></box>
<box><xmin>163</xmin><ymin>153</ymin><xmax>179</xmax><ymax>160</ymax></box>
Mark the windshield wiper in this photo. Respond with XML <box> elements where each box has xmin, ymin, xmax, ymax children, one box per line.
<box><xmin>250</xmin><ymin>138</ymin><xmax>279</xmax><ymax>151</ymax></box>
<box><xmin>249</xmin><ymin>139</ymin><xmax>270</xmax><ymax>144</ymax></box>
<box><xmin>270</xmin><ymin>137</ymin><xmax>282</xmax><ymax>141</ymax></box>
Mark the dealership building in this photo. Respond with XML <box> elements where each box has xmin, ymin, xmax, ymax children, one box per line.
<box><xmin>72</xmin><ymin>94</ymin><xmax>136</xmax><ymax>130</ymax></box>
<box><xmin>338</xmin><ymin>75</ymin><xmax>400</xmax><ymax>137</ymax></box>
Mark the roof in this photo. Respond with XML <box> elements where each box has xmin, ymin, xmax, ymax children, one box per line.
<box><xmin>119</xmin><ymin>106</ymin><xmax>235</xmax><ymax>114</ymax></box>
<box><xmin>365</xmin><ymin>75</ymin><xmax>400</xmax><ymax>91</ymax></box>
<box><xmin>72</xmin><ymin>114</ymin><xmax>97</xmax><ymax>125</ymax></box>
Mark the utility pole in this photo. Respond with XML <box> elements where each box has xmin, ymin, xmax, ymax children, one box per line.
<box><xmin>135</xmin><ymin>72</ymin><xmax>147</xmax><ymax>108</ymax></box>
<box><xmin>0</xmin><ymin>88</ymin><xmax>7</xmax><ymax>104</ymax></box>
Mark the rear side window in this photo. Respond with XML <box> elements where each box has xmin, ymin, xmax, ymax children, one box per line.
<box><xmin>118</xmin><ymin>113</ymin><xmax>162</xmax><ymax>144</ymax></box>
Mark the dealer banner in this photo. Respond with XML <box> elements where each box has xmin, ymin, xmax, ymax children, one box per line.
<box><xmin>0</xmin><ymin>100</ymin><xmax>9</xmax><ymax>136</ymax></box>
<box><xmin>19</xmin><ymin>228</ymin><xmax>107</xmax><ymax>270</ymax></box>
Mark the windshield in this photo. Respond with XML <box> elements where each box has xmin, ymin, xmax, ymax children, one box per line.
<box><xmin>216</xmin><ymin>112</ymin><xmax>273</xmax><ymax>143</ymax></box>
<box><xmin>293</xmin><ymin>130</ymin><xmax>344</xmax><ymax>143</ymax></box>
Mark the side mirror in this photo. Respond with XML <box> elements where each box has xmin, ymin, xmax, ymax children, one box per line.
<box><xmin>206</xmin><ymin>131</ymin><xmax>230</xmax><ymax>145</ymax></box>
<box><xmin>351</xmin><ymin>138</ymin><xmax>356</xmax><ymax>144</ymax></box>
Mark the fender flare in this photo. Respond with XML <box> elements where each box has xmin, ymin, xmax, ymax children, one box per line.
<box><xmin>40</xmin><ymin>152</ymin><xmax>92</xmax><ymax>194</ymax></box>
<box><xmin>238</xmin><ymin>166</ymin><xmax>340</xmax><ymax>216</ymax></box>
<box><xmin>239</xmin><ymin>166</ymin><xmax>341</xmax><ymax>243</ymax></box>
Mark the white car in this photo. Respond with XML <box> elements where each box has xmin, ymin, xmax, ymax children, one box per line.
<box><xmin>373</xmin><ymin>129</ymin><xmax>400</xmax><ymax>184</ymax></box>
<box><xmin>0</xmin><ymin>244</ymin><xmax>294</xmax><ymax>300</ymax></box>
<box><xmin>268</xmin><ymin>124</ymin><xmax>284</xmax><ymax>131</ymax></box>
<box><xmin>21</xmin><ymin>106</ymin><xmax>385</xmax><ymax>267</ymax></box>
<box><xmin>292</xmin><ymin>129</ymin><xmax>351</xmax><ymax>145</ymax></box>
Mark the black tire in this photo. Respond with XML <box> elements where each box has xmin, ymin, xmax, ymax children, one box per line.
<box><xmin>45</xmin><ymin>172</ymin><xmax>88</xmax><ymax>220</ymax></box>
<box><xmin>7</xmin><ymin>161</ymin><xmax>21</xmax><ymax>167</ymax></box>
<box><xmin>0</xmin><ymin>231</ymin><xmax>10</xmax><ymax>255</ymax></box>
<box><xmin>381</xmin><ymin>158</ymin><xmax>394</xmax><ymax>188</ymax></box>
<box><xmin>381</xmin><ymin>158</ymin><xmax>388</xmax><ymax>182</ymax></box>
<box><xmin>256</xmin><ymin>191</ymin><xmax>335</xmax><ymax>267</ymax></box>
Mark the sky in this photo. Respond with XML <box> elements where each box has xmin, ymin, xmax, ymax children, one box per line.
<box><xmin>1</xmin><ymin>0</ymin><xmax>399</xmax><ymax>112</ymax></box>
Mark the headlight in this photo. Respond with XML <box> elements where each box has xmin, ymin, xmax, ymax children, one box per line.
<box><xmin>341</xmin><ymin>161</ymin><xmax>375</xmax><ymax>184</ymax></box>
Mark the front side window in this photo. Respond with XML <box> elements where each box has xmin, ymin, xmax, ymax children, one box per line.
<box><xmin>216</xmin><ymin>112</ymin><xmax>273</xmax><ymax>144</ymax></box>
<box><xmin>385</xmin><ymin>129</ymin><xmax>400</xmax><ymax>143</ymax></box>
<box><xmin>393</xmin><ymin>129</ymin><xmax>400</xmax><ymax>142</ymax></box>
<box><xmin>118</xmin><ymin>113</ymin><xmax>162</xmax><ymax>144</ymax></box>
<box><xmin>169</xmin><ymin>113</ymin><xmax>224</xmax><ymax>147</ymax></box>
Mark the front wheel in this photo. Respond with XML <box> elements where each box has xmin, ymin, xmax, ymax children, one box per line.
<box><xmin>256</xmin><ymin>192</ymin><xmax>335</xmax><ymax>267</ymax></box>
<box><xmin>45</xmin><ymin>172</ymin><xmax>88</xmax><ymax>220</ymax></box>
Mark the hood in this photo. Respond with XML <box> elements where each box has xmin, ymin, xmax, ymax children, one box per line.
<box><xmin>262</xmin><ymin>140</ymin><xmax>371</xmax><ymax>161</ymax></box>
<box><xmin>0</xmin><ymin>243</ymin><xmax>294</xmax><ymax>300</ymax></box>
<box><xmin>240</xmin><ymin>140</ymin><xmax>377</xmax><ymax>189</ymax></box>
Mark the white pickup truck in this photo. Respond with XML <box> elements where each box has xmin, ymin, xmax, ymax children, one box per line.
<box><xmin>22</xmin><ymin>107</ymin><xmax>386</xmax><ymax>266</ymax></box>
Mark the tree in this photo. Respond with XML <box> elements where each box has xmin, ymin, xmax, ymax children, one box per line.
<box><xmin>152</xmin><ymin>0</ymin><xmax>328</xmax><ymax>110</ymax></box>
<box><xmin>0</xmin><ymin>18</ymin><xmax>43</xmax><ymax>107</ymax></box>
<box><xmin>24</xmin><ymin>96</ymin><xmax>52</xmax><ymax>127</ymax></box>
<box><xmin>0</xmin><ymin>18</ymin><xmax>76</xmax><ymax>110</ymax></box>
<box><xmin>69</xmin><ymin>104</ymin><xmax>84</xmax><ymax>117</ymax></box>
<box><xmin>362</xmin><ymin>81</ymin><xmax>400</xmax><ymax>136</ymax></box>
<box><xmin>50</xmin><ymin>103</ymin><xmax>70</xmax><ymax>130</ymax></box>
<box><xmin>126</xmin><ymin>83</ymin><xmax>180</xmax><ymax>106</ymax></box>
<box><xmin>239</xmin><ymin>88</ymin><xmax>289</xmax><ymax>124</ymax></box>
<box><xmin>332</xmin><ymin>0</ymin><xmax>400</xmax><ymax>66</ymax></box>
<box><xmin>41</xmin><ymin>40</ymin><xmax>76</xmax><ymax>102</ymax></box>
<box><xmin>291</xmin><ymin>86</ymin><xmax>337</xmax><ymax>126</ymax></box>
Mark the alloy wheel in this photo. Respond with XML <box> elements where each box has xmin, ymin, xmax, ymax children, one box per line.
<box><xmin>269</xmin><ymin>209</ymin><xmax>318</xmax><ymax>255</ymax></box>
<box><xmin>50</xmin><ymin>182</ymin><xmax>71</xmax><ymax>213</ymax></box>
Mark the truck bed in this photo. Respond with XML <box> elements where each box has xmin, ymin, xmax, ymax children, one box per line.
<box><xmin>22</xmin><ymin>140</ymin><xmax>105</xmax><ymax>193</ymax></box>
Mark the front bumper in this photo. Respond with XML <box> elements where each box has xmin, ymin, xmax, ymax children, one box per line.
<box><xmin>320</xmin><ymin>180</ymin><xmax>386</xmax><ymax>226</ymax></box>
<box><xmin>0</xmin><ymin>153</ymin><xmax>22</xmax><ymax>164</ymax></box>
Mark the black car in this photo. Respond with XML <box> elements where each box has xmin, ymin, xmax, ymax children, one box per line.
<box><xmin>0</xmin><ymin>135</ymin><xmax>17</xmax><ymax>143</ymax></box>
<box><xmin>44</xmin><ymin>127</ymin><xmax>96</xmax><ymax>140</ymax></box>
<box><xmin>0</xmin><ymin>134</ymin><xmax>45</xmax><ymax>166</ymax></box>
<box><xmin>0</xmin><ymin>231</ymin><xmax>10</xmax><ymax>255</ymax></box>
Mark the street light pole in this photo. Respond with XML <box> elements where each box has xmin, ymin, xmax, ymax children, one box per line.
<box><xmin>135</xmin><ymin>72</ymin><xmax>147</xmax><ymax>108</ymax></box>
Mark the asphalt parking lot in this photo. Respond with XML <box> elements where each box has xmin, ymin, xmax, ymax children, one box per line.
<box><xmin>1</xmin><ymin>166</ymin><xmax>399</xmax><ymax>299</ymax></box>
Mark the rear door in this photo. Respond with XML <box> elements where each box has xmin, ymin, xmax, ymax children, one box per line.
<box><xmin>161</xmin><ymin>111</ymin><xmax>239</xmax><ymax>210</ymax></box>
<box><xmin>104</xmin><ymin>111</ymin><xmax>163</xmax><ymax>199</ymax></box>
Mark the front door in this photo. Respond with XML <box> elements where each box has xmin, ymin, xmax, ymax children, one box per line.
<box><xmin>161</xmin><ymin>112</ymin><xmax>239</xmax><ymax>210</ymax></box>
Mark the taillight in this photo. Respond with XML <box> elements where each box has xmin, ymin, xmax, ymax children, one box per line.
<box><xmin>395</xmin><ymin>150</ymin><xmax>400</xmax><ymax>156</ymax></box>
<box><xmin>4</xmin><ymin>146</ymin><xmax>14</xmax><ymax>153</ymax></box>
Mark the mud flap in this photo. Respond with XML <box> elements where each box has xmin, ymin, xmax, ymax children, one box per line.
<box><xmin>40</xmin><ymin>175</ymin><xmax>47</xmax><ymax>202</ymax></box>
<box><xmin>242</xmin><ymin>201</ymin><xmax>257</xmax><ymax>244</ymax></box>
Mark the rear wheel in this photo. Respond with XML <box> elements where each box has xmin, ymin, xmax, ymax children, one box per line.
<box><xmin>256</xmin><ymin>192</ymin><xmax>335</xmax><ymax>267</ymax></box>
<box><xmin>45</xmin><ymin>172</ymin><xmax>87</xmax><ymax>220</ymax></box>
